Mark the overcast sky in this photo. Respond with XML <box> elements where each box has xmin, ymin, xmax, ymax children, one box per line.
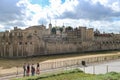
<box><xmin>0</xmin><ymin>0</ymin><xmax>120</xmax><ymax>33</ymax></box>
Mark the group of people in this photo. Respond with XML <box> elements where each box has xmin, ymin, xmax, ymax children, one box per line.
<box><xmin>23</xmin><ymin>63</ymin><xmax>40</xmax><ymax>76</ymax></box>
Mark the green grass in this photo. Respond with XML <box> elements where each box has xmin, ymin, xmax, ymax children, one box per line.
<box><xmin>0</xmin><ymin>51</ymin><xmax>119</xmax><ymax>68</ymax></box>
<box><xmin>13</xmin><ymin>69</ymin><xmax>93</xmax><ymax>80</ymax></box>
<box><xmin>13</xmin><ymin>69</ymin><xmax>120</xmax><ymax>80</ymax></box>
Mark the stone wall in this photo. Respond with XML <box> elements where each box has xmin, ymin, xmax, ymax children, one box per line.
<box><xmin>46</xmin><ymin>42</ymin><xmax>77</xmax><ymax>55</ymax></box>
<box><xmin>40</xmin><ymin>53</ymin><xmax>120</xmax><ymax>70</ymax></box>
<box><xmin>0</xmin><ymin>36</ymin><xmax>120</xmax><ymax>58</ymax></box>
<box><xmin>0</xmin><ymin>25</ymin><xmax>120</xmax><ymax>58</ymax></box>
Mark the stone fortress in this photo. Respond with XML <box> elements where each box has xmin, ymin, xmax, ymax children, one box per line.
<box><xmin>0</xmin><ymin>23</ymin><xmax>120</xmax><ymax>58</ymax></box>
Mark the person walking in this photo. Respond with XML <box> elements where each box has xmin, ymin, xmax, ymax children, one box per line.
<box><xmin>23</xmin><ymin>63</ymin><xmax>26</xmax><ymax>77</ymax></box>
<box><xmin>31</xmin><ymin>64</ymin><xmax>35</xmax><ymax>76</ymax></box>
<box><xmin>36</xmin><ymin>63</ymin><xmax>40</xmax><ymax>75</ymax></box>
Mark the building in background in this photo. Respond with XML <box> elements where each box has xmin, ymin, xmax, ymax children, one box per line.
<box><xmin>0</xmin><ymin>23</ymin><xmax>120</xmax><ymax>58</ymax></box>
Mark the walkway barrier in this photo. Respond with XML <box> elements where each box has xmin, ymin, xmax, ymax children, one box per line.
<box><xmin>0</xmin><ymin>54</ymin><xmax>120</xmax><ymax>79</ymax></box>
<box><xmin>39</xmin><ymin>54</ymin><xmax>120</xmax><ymax>71</ymax></box>
<box><xmin>80</xmin><ymin>65</ymin><xmax>120</xmax><ymax>74</ymax></box>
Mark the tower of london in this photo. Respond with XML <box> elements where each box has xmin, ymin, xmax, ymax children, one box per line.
<box><xmin>0</xmin><ymin>23</ymin><xmax>120</xmax><ymax>58</ymax></box>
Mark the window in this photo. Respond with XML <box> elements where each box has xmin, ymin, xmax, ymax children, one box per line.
<box><xmin>8</xmin><ymin>42</ymin><xmax>11</xmax><ymax>45</ymax></box>
<box><xmin>25</xmin><ymin>42</ymin><xmax>27</xmax><ymax>45</ymax></box>
<box><xmin>30</xmin><ymin>42</ymin><xmax>32</xmax><ymax>45</ymax></box>
<box><xmin>19</xmin><ymin>42</ymin><xmax>22</xmax><ymax>45</ymax></box>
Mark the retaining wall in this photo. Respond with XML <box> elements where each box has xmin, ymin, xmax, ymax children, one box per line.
<box><xmin>40</xmin><ymin>53</ymin><xmax>120</xmax><ymax>70</ymax></box>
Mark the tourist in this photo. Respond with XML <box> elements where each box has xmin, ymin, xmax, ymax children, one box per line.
<box><xmin>23</xmin><ymin>63</ymin><xmax>26</xmax><ymax>77</ymax></box>
<box><xmin>31</xmin><ymin>64</ymin><xmax>35</xmax><ymax>76</ymax></box>
<box><xmin>36</xmin><ymin>63</ymin><xmax>40</xmax><ymax>75</ymax></box>
<box><xmin>27</xmin><ymin>63</ymin><xmax>30</xmax><ymax>76</ymax></box>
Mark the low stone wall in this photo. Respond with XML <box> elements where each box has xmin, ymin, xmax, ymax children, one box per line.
<box><xmin>40</xmin><ymin>53</ymin><xmax>120</xmax><ymax>71</ymax></box>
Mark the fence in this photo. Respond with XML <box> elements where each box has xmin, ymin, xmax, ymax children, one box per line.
<box><xmin>80</xmin><ymin>65</ymin><xmax>120</xmax><ymax>74</ymax></box>
<box><xmin>39</xmin><ymin>59</ymin><xmax>120</xmax><ymax>74</ymax></box>
<box><xmin>0</xmin><ymin>54</ymin><xmax>120</xmax><ymax>79</ymax></box>
<box><xmin>39</xmin><ymin>55</ymin><xmax>120</xmax><ymax>71</ymax></box>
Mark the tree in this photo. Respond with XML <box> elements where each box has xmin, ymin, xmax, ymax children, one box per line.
<box><xmin>51</xmin><ymin>27</ymin><xmax>56</xmax><ymax>34</ymax></box>
<box><xmin>59</xmin><ymin>27</ymin><xmax>63</xmax><ymax>33</ymax></box>
<box><xmin>65</xmin><ymin>26</ymin><xmax>73</xmax><ymax>31</ymax></box>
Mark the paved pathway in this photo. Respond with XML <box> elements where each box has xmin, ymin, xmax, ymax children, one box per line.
<box><xmin>0</xmin><ymin>66</ymin><xmax>75</xmax><ymax>80</ymax></box>
<box><xmin>80</xmin><ymin>59</ymin><xmax>120</xmax><ymax>74</ymax></box>
<box><xmin>1</xmin><ymin>59</ymin><xmax>120</xmax><ymax>80</ymax></box>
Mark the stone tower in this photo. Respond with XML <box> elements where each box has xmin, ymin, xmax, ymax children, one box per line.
<box><xmin>62</xmin><ymin>23</ymin><xmax>65</xmax><ymax>33</ymax></box>
<box><xmin>86</xmin><ymin>28</ymin><xmax>94</xmax><ymax>41</ymax></box>
<box><xmin>79</xmin><ymin>27</ymin><xmax>86</xmax><ymax>41</ymax></box>
<box><xmin>49</xmin><ymin>22</ymin><xmax>52</xmax><ymax>34</ymax></box>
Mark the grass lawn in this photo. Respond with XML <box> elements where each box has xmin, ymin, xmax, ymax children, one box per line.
<box><xmin>13</xmin><ymin>69</ymin><xmax>120</xmax><ymax>80</ymax></box>
<box><xmin>13</xmin><ymin>69</ymin><xmax>93</xmax><ymax>80</ymax></box>
<box><xmin>0</xmin><ymin>51</ymin><xmax>119</xmax><ymax>68</ymax></box>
